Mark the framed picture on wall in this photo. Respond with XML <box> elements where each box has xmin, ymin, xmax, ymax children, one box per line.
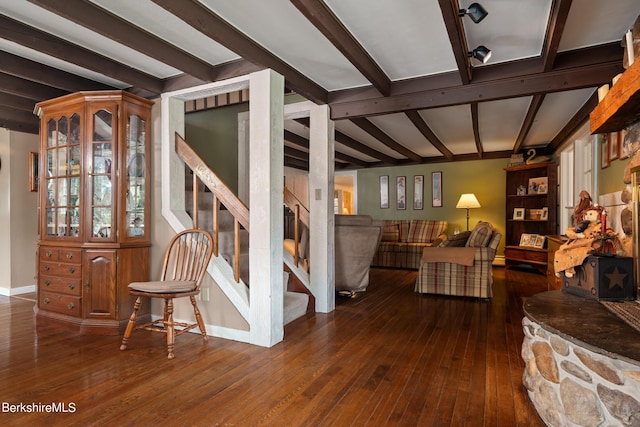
<box><xmin>432</xmin><ymin>171</ymin><xmax>442</xmax><ymax>207</ymax></box>
<box><xmin>601</xmin><ymin>134</ymin><xmax>610</xmax><ymax>169</ymax></box>
<box><xmin>29</xmin><ymin>152</ymin><xmax>39</xmax><ymax>192</ymax></box>
<box><xmin>396</xmin><ymin>176</ymin><xmax>406</xmax><ymax>210</ymax></box>
<box><xmin>609</xmin><ymin>132</ymin><xmax>619</xmax><ymax>161</ymax></box>
<box><xmin>413</xmin><ymin>175</ymin><xmax>424</xmax><ymax>210</ymax></box>
<box><xmin>379</xmin><ymin>175</ymin><xmax>389</xmax><ymax>209</ymax></box>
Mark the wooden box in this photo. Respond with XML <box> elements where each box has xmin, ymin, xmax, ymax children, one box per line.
<box><xmin>562</xmin><ymin>255</ymin><xmax>635</xmax><ymax>301</ymax></box>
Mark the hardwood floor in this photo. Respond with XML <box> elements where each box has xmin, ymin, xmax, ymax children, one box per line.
<box><xmin>0</xmin><ymin>267</ymin><xmax>547</xmax><ymax>426</ymax></box>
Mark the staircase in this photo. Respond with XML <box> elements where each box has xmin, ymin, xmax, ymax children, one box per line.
<box><xmin>178</xmin><ymin>134</ymin><xmax>312</xmax><ymax>326</ymax></box>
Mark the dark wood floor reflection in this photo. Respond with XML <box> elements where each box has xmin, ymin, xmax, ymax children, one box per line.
<box><xmin>0</xmin><ymin>267</ymin><xmax>547</xmax><ymax>426</ymax></box>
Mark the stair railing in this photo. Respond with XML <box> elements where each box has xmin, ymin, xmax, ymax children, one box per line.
<box><xmin>175</xmin><ymin>132</ymin><xmax>248</xmax><ymax>283</ymax></box>
<box><xmin>283</xmin><ymin>186</ymin><xmax>309</xmax><ymax>268</ymax></box>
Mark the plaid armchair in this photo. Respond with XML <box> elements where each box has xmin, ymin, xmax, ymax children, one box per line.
<box><xmin>415</xmin><ymin>225</ymin><xmax>501</xmax><ymax>299</ymax></box>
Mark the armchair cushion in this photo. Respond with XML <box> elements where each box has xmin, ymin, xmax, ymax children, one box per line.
<box><xmin>439</xmin><ymin>231</ymin><xmax>471</xmax><ymax>247</ymax></box>
<box><xmin>466</xmin><ymin>221</ymin><xmax>494</xmax><ymax>248</ymax></box>
<box><xmin>407</xmin><ymin>220</ymin><xmax>448</xmax><ymax>243</ymax></box>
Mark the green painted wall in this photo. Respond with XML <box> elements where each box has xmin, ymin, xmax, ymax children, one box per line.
<box><xmin>357</xmin><ymin>158</ymin><xmax>509</xmax><ymax>254</ymax></box>
<box><xmin>599</xmin><ymin>155</ymin><xmax>629</xmax><ymax>195</ymax></box>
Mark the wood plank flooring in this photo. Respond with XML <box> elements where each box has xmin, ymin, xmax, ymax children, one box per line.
<box><xmin>0</xmin><ymin>267</ymin><xmax>547</xmax><ymax>426</ymax></box>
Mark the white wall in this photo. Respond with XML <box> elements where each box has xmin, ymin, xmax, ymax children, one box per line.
<box><xmin>0</xmin><ymin>128</ymin><xmax>39</xmax><ymax>295</ymax></box>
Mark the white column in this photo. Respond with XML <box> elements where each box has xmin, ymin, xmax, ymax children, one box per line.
<box><xmin>309</xmin><ymin>104</ymin><xmax>335</xmax><ymax>313</ymax></box>
<box><xmin>249</xmin><ymin>69</ymin><xmax>284</xmax><ymax>346</ymax></box>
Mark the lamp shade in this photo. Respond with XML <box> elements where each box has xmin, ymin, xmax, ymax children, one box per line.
<box><xmin>456</xmin><ymin>193</ymin><xmax>481</xmax><ymax>209</ymax></box>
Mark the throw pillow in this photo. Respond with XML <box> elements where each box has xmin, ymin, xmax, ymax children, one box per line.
<box><xmin>466</xmin><ymin>221</ymin><xmax>494</xmax><ymax>248</ymax></box>
<box><xmin>439</xmin><ymin>230</ymin><xmax>471</xmax><ymax>247</ymax></box>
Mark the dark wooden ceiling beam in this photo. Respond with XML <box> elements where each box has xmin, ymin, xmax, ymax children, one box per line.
<box><xmin>0</xmin><ymin>72</ymin><xmax>68</xmax><ymax>101</ymax></box>
<box><xmin>290</xmin><ymin>0</ymin><xmax>391</xmax><ymax>96</ymax></box>
<box><xmin>438</xmin><ymin>0</ymin><xmax>471</xmax><ymax>84</ymax></box>
<box><xmin>549</xmin><ymin>92</ymin><xmax>598</xmax><ymax>151</ymax></box>
<box><xmin>28</xmin><ymin>0</ymin><xmax>220</xmax><ymax>83</ymax></box>
<box><xmin>152</xmin><ymin>0</ymin><xmax>328</xmax><ymax>104</ymax></box>
<box><xmin>285</xmin><ymin>128</ymin><xmax>369</xmax><ymax>167</ymax></box>
<box><xmin>350</xmin><ymin>117</ymin><xmax>423</xmax><ymax>162</ymax></box>
<box><xmin>513</xmin><ymin>94</ymin><xmax>546</xmax><ymax>153</ymax></box>
<box><xmin>404</xmin><ymin>110</ymin><xmax>454</xmax><ymax>160</ymax></box>
<box><xmin>284</xmin><ymin>146</ymin><xmax>309</xmax><ymax>161</ymax></box>
<box><xmin>0</xmin><ymin>105</ymin><xmax>39</xmax><ymax>134</ymax></box>
<box><xmin>541</xmin><ymin>0</ymin><xmax>573</xmax><ymax>72</ymax></box>
<box><xmin>0</xmin><ymin>15</ymin><xmax>163</xmax><ymax>94</ymax></box>
<box><xmin>470</xmin><ymin>103</ymin><xmax>483</xmax><ymax>158</ymax></box>
<box><xmin>0</xmin><ymin>92</ymin><xmax>39</xmax><ymax>112</ymax></box>
<box><xmin>0</xmin><ymin>50</ymin><xmax>113</xmax><ymax>93</ymax></box>
<box><xmin>331</xmin><ymin>59</ymin><xmax>622</xmax><ymax>119</ymax></box>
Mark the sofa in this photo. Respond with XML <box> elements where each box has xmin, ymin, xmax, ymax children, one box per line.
<box><xmin>335</xmin><ymin>214</ymin><xmax>383</xmax><ymax>294</ymax></box>
<box><xmin>415</xmin><ymin>221</ymin><xmax>501</xmax><ymax>299</ymax></box>
<box><xmin>371</xmin><ymin>219</ymin><xmax>448</xmax><ymax>269</ymax></box>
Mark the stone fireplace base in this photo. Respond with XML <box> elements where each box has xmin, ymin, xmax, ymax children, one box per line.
<box><xmin>523</xmin><ymin>291</ymin><xmax>640</xmax><ymax>426</ymax></box>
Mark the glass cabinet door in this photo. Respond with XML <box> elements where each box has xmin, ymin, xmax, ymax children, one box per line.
<box><xmin>89</xmin><ymin>108</ymin><xmax>115</xmax><ymax>241</ymax></box>
<box><xmin>124</xmin><ymin>112</ymin><xmax>147</xmax><ymax>239</ymax></box>
<box><xmin>44</xmin><ymin>113</ymin><xmax>81</xmax><ymax>238</ymax></box>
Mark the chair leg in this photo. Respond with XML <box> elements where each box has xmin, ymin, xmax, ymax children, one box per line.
<box><xmin>166</xmin><ymin>298</ymin><xmax>175</xmax><ymax>360</ymax></box>
<box><xmin>120</xmin><ymin>297</ymin><xmax>142</xmax><ymax>351</ymax></box>
<box><xmin>190</xmin><ymin>295</ymin><xmax>208</xmax><ymax>342</ymax></box>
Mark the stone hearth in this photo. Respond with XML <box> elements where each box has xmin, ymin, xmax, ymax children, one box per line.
<box><xmin>523</xmin><ymin>291</ymin><xmax>640</xmax><ymax>426</ymax></box>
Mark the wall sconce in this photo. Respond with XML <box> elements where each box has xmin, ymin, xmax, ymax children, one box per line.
<box><xmin>458</xmin><ymin>3</ymin><xmax>488</xmax><ymax>24</ymax></box>
<box><xmin>468</xmin><ymin>45</ymin><xmax>492</xmax><ymax>64</ymax></box>
<box><xmin>456</xmin><ymin>193</ymin><xmax>481</xmax><ymax>231</ymax></box>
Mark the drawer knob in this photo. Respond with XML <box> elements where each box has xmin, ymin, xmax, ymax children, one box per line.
<box><xmin>68</xmin><ymin>283</ymin><xmax>75</xmax><ymax>290</ymax></box>
<box><xmin>68</xmin><ymin>267</ymin><xmax>75</xmax><ymax>274</ymax></box>
<box><xmin>44</xmin><ymin>265</ymin><xmax>50</xmax><ymax>271</ymax></box>
<box><xmin>67</xmin><ymin>303</ymin><xmax>75</xmax><ymax>310</ymax></box>
<box><xmin>46</xmin><ymin>251</ymin><xmax>52</xmax><ymax>257</ymax></box>
<box><xmin>44</xmin><ymin>280</ymin><xmax>51</xmax><ymax>286</ymax></box>
<box><xmin>66</xmin><ymin>252</ymin><xmax>73</xmax><ymax>259</ymax></box>
<box><xmin>43</xmin><ymin>298</ymin><xmax>50</xmax><ymax>304</ymax></box>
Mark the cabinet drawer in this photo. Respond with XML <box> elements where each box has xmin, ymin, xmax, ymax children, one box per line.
<box><xmin>39</xmin><ymin>275</ymin><xmax>81</xmax><ymax>296</ymax></box>
<box><xmin>40</xmin><ymin>247</ymin><xmax>82</xmax><ymax>263</ymax></box>
<box><xmin>505</xmin><ymin>247</ymin><xmax>547</xmax><ymax>263</ymax></box>
<box><xmin>39</xmin><ymin>291</ymin><xmax>82</xmax><ymax>317</ymax></box>
<box><xmin>39</xmin><ymin>261</ymin><xmax>81</xmax><ymax>278</ymax></box>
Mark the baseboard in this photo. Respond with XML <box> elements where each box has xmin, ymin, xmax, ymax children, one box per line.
<box><xmin>0</xmin><ymin>284</ymin><xmax>36</xmax><ymax>296</ymax></box>
<box><xmin>150</xmin><ymin>314</ymin><xmax>251</xmax><ymax>343</ymax></box>
<box><xmin>493</xmin><ymin>255</ymin><xmax>505</xmax><ymax>267</ymax></box>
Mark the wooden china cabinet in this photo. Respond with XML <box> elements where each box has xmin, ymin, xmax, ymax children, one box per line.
<box><xmin>34</xmin><ymin>91</ymin><xmax>152</xmax><ymax>334</ymax></box>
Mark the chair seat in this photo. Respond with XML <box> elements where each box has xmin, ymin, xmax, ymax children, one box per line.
<box><xmin>128</xmin><ymin>280</ymin><xmax>197</xmax><ymax>293</ymax></box>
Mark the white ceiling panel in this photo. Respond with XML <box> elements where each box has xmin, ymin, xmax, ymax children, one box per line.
<box><xmin>334</xmin><ymin>121</ymin><xmax>408</xmax><ymax>159</ymax></box>
<box><xmin>464</xmin><ymin>0</ymin><xmax>552</xmax><ymax>65</ymax></box>
<box><xmin>325</xmin><ymin>0</ymin><xmax>458</xmax><ymax>80</ymax></box>
<box><xmin>200</xmin><ymin>0</ymin><xmax>369</xmax><ymax>91</ymax></box>
<box><xmin>91</xmin><ymin>0</ymin><xmax>240</xmax><ymax>66</ymax></box>
<box><xmin>418</xmin><ymin>106</ymin><xmax>477</xmax><ymax>155</ymax></box>
<box><xmin>559</xmin><ymin>0</ymin><xmax>640</xmax><ymax>51</ymax></box>
<box><xmin>524</xmin><ymin>88</ymin><xmax>596</xmax><ymax>147</ymax></box>
<box><xmin>368</xmin><ymin>113</ymin><xmax>442</xmax><ymax>157</ymax></box>
<box><xmin>479</xmin><ymin>97</ymin><xmax>532</xmax><ymax>152</ymax></box>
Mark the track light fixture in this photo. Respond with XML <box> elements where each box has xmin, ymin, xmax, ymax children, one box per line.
<box><xmin>458</xmin><ymin>2</ymin><xmax>488</xmax><ymax>24</ymax></box>
<box><xmin>468</xmin><ymin>45</ymin><xmax>492</xmax><ymax>64</ymax></box>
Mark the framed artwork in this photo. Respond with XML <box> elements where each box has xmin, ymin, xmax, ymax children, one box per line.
<box><xmin>601</xmin><ymin>133</ymin><xmax>610</xmax><ymax>169</ymax></box>
<box><xmin>396</xmin><ymin>176</ymin><xmax>406</xmax><ymax>210</ymax></box>
<box><xmin>513</xmin><ymin>207</ymin><xmax>525</xmax><ymax>220</ymax></box>
<box><xmin>413</xmin><ymin>175</ymin><xmax>424</xmax><ymax>210</ymax></box>
<box><xmin>379</xmin><ymin>175</ymin><xmax>389</xmax><ymax>209</ymax></box>
<box><xmin>528</xmin><ymin>177</ymin><xmax>548</xmax><ymax>194</ymax></box>
<box><xmin>541</xmin><ymin>207</ymin><xmax>549</xmax><ymax>221</ymax></box>
<box><xmin>29</xmin><ymin>152</ymin><xmax>39</xmax><ymax>192</ymax></box>
<box><xmin>519</xmin><ymin>233</ymin><xmax>536</xmax><ymax>247</ymax></box>
<box><xmin>431</xmin><ymin>171</ymin><xmax>442</xmax><ymax>207</ymax></box>
<box><xmin>621</xmin><ymin>128</ymin><xmax>631</xmax><ymax>159</ymax></box>
<box><xmin>609</xmin><ymin>132</ymin><xmax>619</xmax><ymax>161</ymax></box>
<box><xmin>533</xmin><ymin>235</ymin><xmax>547</xmax><ymax>249</ymax></box>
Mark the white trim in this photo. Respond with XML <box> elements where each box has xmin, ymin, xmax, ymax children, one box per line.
<box><xmin>0</xmin><ymin>284</ymin><xmax>36</xmax><ymax>296</ymax></box>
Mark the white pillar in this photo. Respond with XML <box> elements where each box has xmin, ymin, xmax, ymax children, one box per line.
<box><xmin>309</xmin><ymin>104</ymin><xmax>335</xmax><ymax>313</ymax></box>
<box><xmin>249</xmin><ymin>69</ymin><xmax>285</xmax><ymax>346</ymax></box>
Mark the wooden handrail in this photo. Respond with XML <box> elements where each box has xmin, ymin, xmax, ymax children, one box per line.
<box><xmin>176</xmin><ymin>133</ymin><xmax>250</xmax><ymax>231</ymax></box>
<box><xmin>283</xmin><ymin>187</ymin><xmax>309</xmax><ymax>228</ymax></box>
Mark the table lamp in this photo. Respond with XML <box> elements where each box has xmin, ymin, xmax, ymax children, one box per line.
<box><xmin>456</xmin><ymin>193</ymin><xmax>481</xmax><ymax>230</ymax></box>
